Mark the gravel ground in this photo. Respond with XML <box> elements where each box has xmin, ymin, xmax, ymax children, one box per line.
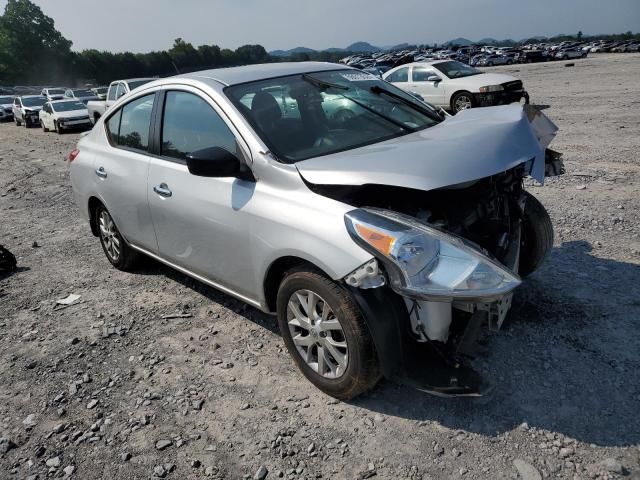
<box><xmin>1</xmin><ymin>53</ymin><xmax>639</xmax><ymax>480</ymax></box>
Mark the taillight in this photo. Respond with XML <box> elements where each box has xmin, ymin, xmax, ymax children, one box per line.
<box><xmin>68</xmin><ymin>148</ymin><xmax>80</xmax><ymax>162</ymax></box>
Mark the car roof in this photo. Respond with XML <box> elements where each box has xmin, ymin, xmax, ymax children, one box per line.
<box><xmin>20</xmin><ymin>95</ymin><xmax>47</xmax><ymax>99</ymax></box>
<box><xmin>177</xmin><ymin>62</ymin><xmax>351</xmax><ymax>87</ymax></box>
<box><xmin>50</xmin><ymin>99</ymin><xmax>84</xmax><ymax>104</ymax></box>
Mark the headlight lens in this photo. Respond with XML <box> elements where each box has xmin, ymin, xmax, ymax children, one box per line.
<box><xmin>479</xmin><ymin>85</ymin><xmax>504</xmax><ymax>93</ymax></box>
<box><xmin>345</xmin><ymin>208</ymin><xmax>521</xmax><ymax>301</ymax></box>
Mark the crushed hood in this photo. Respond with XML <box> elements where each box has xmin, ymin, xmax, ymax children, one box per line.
<box><xmin>296</xmin><ymin>104</ymin><xmax>556</xmax><ymax>192</ymax></box>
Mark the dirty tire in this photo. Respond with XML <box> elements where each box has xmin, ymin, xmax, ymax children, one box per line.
<box><xmin>96</xmin><ymin>204</ymin><xmax>139</xmax><ymax>271</ymax></box>
<box><xmin>519</xmin><ymin>192</ymin><xmax>554</xmax><ymax>277</ymax></box>
<box><xmin>276</xmin><ymin>267</ymin><xmax>380</xmax><ymax>400</ymax></box>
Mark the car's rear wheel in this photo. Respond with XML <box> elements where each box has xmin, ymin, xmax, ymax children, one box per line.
<box><xmin>519</xmin><ymin>192</ymin><xmax>554</xmax><ymax>277</ymax></box>
<box><xmin>276</xmin><ymin>267</ymin><xmax>380</xmax><ymax>400</ymax></box>
<box><xmin>96</xmin><ymin>205</ymin><xmax>138</xmax><ymax>271</ymax></box>
<box><xmin>451</xmin><ymin>91</ymin><xmax>474</xmax><ymax>113</ymax></box>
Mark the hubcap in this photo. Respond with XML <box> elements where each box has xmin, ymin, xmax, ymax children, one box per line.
<box><xmin>99</xmin><ymin>210</ymin><xmax>121</xmax><ymax>262</ymax></box>
<box><xmin>287</xmin><ymin>289</ymin><xmax>348</xmax><ymax>379</ymax></box>
<box><xmin>455</xmin><ymin>95</ymin><xmax>472</xmax><ymax>112</ymax></box>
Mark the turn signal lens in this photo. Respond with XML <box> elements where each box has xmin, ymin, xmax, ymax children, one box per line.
<box><xmin>355</xmin><ymin>223</ymin><xmax>396</xmax><ymax>256</ymax></box>
<box><xmin>68</xmin><ymin>148</ymin><xmax>80</xmax><ymax>162</ymax></box>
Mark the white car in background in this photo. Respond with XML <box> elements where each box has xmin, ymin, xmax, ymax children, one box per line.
<box><xmin>41</xmin><ymin>88</ymin><xmax>67</xmax><ymax>101</ymax></box>
<box><xmin>0</xmin><ymin>95</ymin><xmax>14</xmax><ymax>121</ymax></box>
<box><xmin>39</xmin><ymin>99</ymin><xmax>91</xmax><ymax>134</ymax></box>
<box><xmin>383</xmin><ymin>60</ymin><xmax>529</xmax><ymax>113</ymax></box>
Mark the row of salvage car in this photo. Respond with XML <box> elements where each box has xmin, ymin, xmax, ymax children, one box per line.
<box><xmin>65</xmin><ymin>61</ymin><xmax>564</xmax><ymax>399</ymax></box>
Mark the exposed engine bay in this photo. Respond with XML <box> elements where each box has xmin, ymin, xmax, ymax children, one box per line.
<box><xmin>308</xmin><ymin>148</ymin><xmax>563</xmax><ymax>395</ymax></box>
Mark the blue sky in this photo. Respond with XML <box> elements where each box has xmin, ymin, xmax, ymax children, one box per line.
<box><xmin>3</xmin><ymin>0</ymin><xmax>639</xmax><ymax>52</ymax></box>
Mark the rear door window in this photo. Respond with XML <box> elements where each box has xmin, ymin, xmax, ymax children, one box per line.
<box><xmin>106</xmin><ymin>93</ymin><xmax>155</xmax><ymax>152</ymax></box>
<box><xmin>386</xmin><ymin>67</ymin><xmax>409</xmax><ymax>83</ymax></box>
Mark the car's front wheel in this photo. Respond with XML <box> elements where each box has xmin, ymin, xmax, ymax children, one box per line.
<box><xmin>96</xmin><ymin>205</ymin><xmax>138</xmax><ymax>271</ymax></box>
<box><xmin>54</xmin><ymin>121</ymin><xmax>62</xmax><ymax>134</ymax></box>
<box><xmin>276</xmin><ymin>267</ymin><xmax>380</xmax><ymax>400</ymax></box>
<box><xmin>519</xmin><ymin>192</ymin><xmax>553</xmax><ymax>277</ymax></box>
<box><xmin>451</xmin><ymin>91</ymin><xmax>475</xmax><ymax>113</ymax></box>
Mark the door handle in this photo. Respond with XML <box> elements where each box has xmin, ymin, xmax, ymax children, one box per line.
<box><xmin>153</xmin><ymin>183</ymin><xmax>172</xmax><ymax>198</ymax></box>
<box><xmin>95</xmin><ymin>166</ymin><xmax>107</xmax><ymax>178</ymax></box>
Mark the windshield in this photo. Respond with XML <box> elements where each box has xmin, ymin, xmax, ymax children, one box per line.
<box><xmin>127</xmin><ymin>79</ymin><xmax>152</xmax><ymax>91</ymax></box>
<box><xmin>47</xmin><ymin>89</ymin><xmax>65</xmax><ymax>95</ymax></box>
<box><xmin>72</xmin><ymin>89</ymin><xmax>94</xmax><ymax>96</ymax></box>
<box><xmin>0</xmin><ymin>96</ymin><xmax>13</xmax><ymax>103</ymax></box>
<box><xmin>51</xmin><ymin>101</ymin><xmax>86</xmax><ymax>112</ymax></box>
<box><xmin>433</xmin><ymin>61</ymin><xmax>481</xmax><ymax>78</ymax></box>
<box><xmin>22</xmin><ymin>97</ymin><xmax>47</xmax><ymax>107</ymax></box>
<box><xmin>225</xmin><ymin>69</ymin><xmax>441</xmax><ymax>163</ymax></box>
<box><xmin>95</xmin><ymin>87</ymin><xmax>108</xmax><ymax>94</ymax></box>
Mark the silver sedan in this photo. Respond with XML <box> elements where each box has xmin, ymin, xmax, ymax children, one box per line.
<box><xmin>69</xmin><ymin>62</ymin><xmax>560</xmax><ymax>399</ymax></box>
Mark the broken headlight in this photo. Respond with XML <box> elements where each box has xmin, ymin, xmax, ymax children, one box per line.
<box><xmin>344</xmin><ymin>208</ymin><xmax>521</xmax><ymax>302</ymax></box>
<box><xmin>479</xmin><ymin>85</ymin><xmax>504</xmax><ymax>93</ymax></box>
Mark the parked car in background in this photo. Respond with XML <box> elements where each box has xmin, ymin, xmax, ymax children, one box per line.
<box><xmin>478</xmin><ymin>54</ymin><xmax>513</xmax><ymax>66</ymax></box>
<box><xmin>69</xmin><ymin>62</ymin><xmax>561</xmax><ymax>399</ymax></box>
<box><xmin>555</xmin><ymin>48</ymin><xmax>587</xmax><ymax>60</ymax></box>
<box><xmin>0</xmin><ymin>95</ymin><xmax>15</xmax><ymax>121</ymax></box>
<box><xmin>87</xmin><ymin>78</ymin><xmax>155</xmax><ymax>124</ymax></box>
<box><xmin>65</xmin><ymin>88</ymin><xmax>100</xmax><ymax>104</ymax></box>
<box><xmin>383</xmin><ymin>60</ymin><xmax>528</xmax><ymax>113</ymax></box>
<box><xmin>91</xmin><ymin>86</ymin><xmax>108</xmax><ymax>100</ymax></box>
<box><xmin>39</xmin><ymin>99</ymin><xmax>91</xmax><ymax>134</ymax></box>
<box><xmin>12</xmin><ymin>95</ymin><xmax>47</xmax><ymax>127</ymax></box>
<box><xmin>41</xmin><ymin>88</ymin><xmax>67</xmax><ymax>101</ymax></box>
<box><xmin>516</xmin><ymin>50</ymin><xmax>548</xmax><ymax>63</ymax></box>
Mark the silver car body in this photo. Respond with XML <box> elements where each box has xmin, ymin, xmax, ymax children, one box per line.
<box><xmin>70</xmin><ymin>62</ymin><xmax>556</xmax><ymax>354</ymax></box>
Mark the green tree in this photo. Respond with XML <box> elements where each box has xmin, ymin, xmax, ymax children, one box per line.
<box><xmin>0</xmin><ymin>0</ymin><xmax>73</xmax><ymax>83</ymax></box>
<box><xmin>577</xmin><ymin>31</ymin><xmax>583</xmax><ymax>40</ymax></box>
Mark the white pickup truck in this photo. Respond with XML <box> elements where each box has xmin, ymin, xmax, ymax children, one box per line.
<box><xmin>87</xmin><ymin>78</ymin><xmax>155</xmax><ymax>124</ymax></box>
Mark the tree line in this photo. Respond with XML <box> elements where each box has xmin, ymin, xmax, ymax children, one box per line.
<box><xmin>0</xmin><ymin>0</ymin><xmax>637</xmax><ymax>87</ymax></box>
<box><xmin>0</xmin><ymin>0</ymin><xmax>275</xmax><ymax>86</ymax></box>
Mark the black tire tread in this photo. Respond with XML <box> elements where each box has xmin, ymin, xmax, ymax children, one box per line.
<box><xmin>96</xmin><ymin>204</ymin><xmax>139</xmax><ymax>272</ymax></box>
<box><xmin>519</xmin><ymin>192</ymin><xmax>553</xmax><ymax>277</ymax></box>
<box><xmin>276</xmin><ymin>267</ymin><xmax>380</xmax><ymax>400</ymax></box>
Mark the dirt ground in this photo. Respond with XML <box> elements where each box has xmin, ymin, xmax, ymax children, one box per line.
<box><xmin>1</xmin><ymin>53</ymin><xmax>639</xmax><ymax>480</ymax></box>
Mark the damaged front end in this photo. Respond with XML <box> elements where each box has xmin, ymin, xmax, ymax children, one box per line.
<box><xmin>308</xmin><ymin>105</ymin><xmax>564</xmax><ymax>396</ymax></box>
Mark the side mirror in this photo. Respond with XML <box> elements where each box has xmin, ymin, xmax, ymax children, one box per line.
<box><xmin>427</xmin><ymin>75</ymin><xmax>442</xmax><ymax>83</ymax></box>
<box><xmin>186</xmin><ymin>147</ymin><xmax>253</xmax><ymax>181</ymax></box>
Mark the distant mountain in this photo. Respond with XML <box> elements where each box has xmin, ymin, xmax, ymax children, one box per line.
<box><xmin>345</xmin><ymin>41</ymin><xmax>381</xmax><ymax>53</ymax></box>
<box><xmin>269</xmin><ymin>41</ymin><xmax>380</xmax><ymax>57</ymax></box>
<box><xmin>444</xmin><ymin>37</ymin><xmax>473</xmax><ymax>46</ymax></box>
<box><xmin>385</xmin><ymin>43</ymin><xmax>410</xmax><ymax>51</ymax></box>
<box><xmin>269</xmin><ymin>46</ymin><xmax>317</xmax><ymax>57</ymax></box>
<box><xmin>476</xmin><ymin>37</ymin><xmax>498</xmax><ymax>45</ymax></box>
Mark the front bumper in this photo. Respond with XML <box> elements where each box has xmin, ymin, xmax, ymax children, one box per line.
<box><xmin>59</xmin><ymin>119</ymin><xmax>92</xmax><ymax>130</ymax></box>
<box><xmin>350</xmin><ymin>285</ymin><xmax>489</xmax><ymax>396</ymax></box>
<box><xmin>473</xmin><ymin>89</ymin><xmax>529</xmax><ymax>107</ymax></box>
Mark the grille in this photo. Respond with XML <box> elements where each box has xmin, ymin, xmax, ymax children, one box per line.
<box><xmin>502</xmin><ymin>80</ymin><xmax>523</xmax><ymax>91</ymax></box>
<box><xmin>65</xmin><ymin>116</ymin><xmax>90</xmax><ymax>122</ymax></box>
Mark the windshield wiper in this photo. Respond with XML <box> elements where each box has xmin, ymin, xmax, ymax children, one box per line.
<box><xmin>301</xmin><ymin>74</ymin><xmax>349</xmax><ymax>91</ymax></box>
<box><xmin>369</xmin><ymin>85</ymin><xmax>442</xmax><ymax>121</ymax></box>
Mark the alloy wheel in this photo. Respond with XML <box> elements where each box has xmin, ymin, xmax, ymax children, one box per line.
<box><xmin>454</xmin><ymin>95</ymin><xmax>473</xmax><ymax>112</ymax></box>
<box><xmin>287</xmin><ymin>289</ymin><xmax>348</xmax><ymax>379</ymax></box>
<box><xmin>98</xmin><ymin>210</ymin><xmax>121</xmax><ymax>262</ymax></box>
